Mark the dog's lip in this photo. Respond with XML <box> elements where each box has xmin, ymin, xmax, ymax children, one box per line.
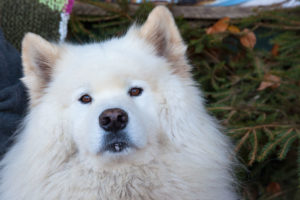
<box><xmin>102</xmin><ymin>137</ymin><xmax>134</xmax><ymax>153</ymax></box>
<box><xmin>105</xmin><ymin>142</ymin><xmax>129</xmax><ymax>153</ymax></box>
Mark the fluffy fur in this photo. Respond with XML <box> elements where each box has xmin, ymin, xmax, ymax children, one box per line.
<box><xmin>0</xmin><ymin>6</ymin><xmax>238</xmax><ymax>200</ymax></box>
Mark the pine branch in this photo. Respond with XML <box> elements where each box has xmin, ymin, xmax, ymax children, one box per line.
<box><xmin>258</xmin><ymin>129</ymin><xmax>293</xmax><ymax>162</ymax></box>
<box><xmin>264</xmin><ymin>127</ymin><xmax>275</xmax><ymax>140</ymax></box>
<box><xmin>278</xmin><ymin>134</ymin><xmax>297</xmax><ymax>160</ymax></box>
<box><xmin>248</xmin><ymin>129</ymin><xmax>258</xmax><ymax>166</ymax></box>
<box><xmin>235</xmin><ymin>130</ymin><xmax>251</xmax><ymax>153</ymax></box>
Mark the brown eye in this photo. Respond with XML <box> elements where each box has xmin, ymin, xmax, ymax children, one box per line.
<box><xmin>128</xmin><ymin>87</ymin><xmax>143</xmax><ymax>97</ymax></box>
<box><xmin>79</xmin><ymin>94</ymin><xmax>92</xmax><ymax>104</ymax></box>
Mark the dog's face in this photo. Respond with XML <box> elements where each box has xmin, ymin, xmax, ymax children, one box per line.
<box><xmin>21</xmin><ymin>7</ymin><xmax>191</xmax><ymax>165</ymax></box>
<box><xmin>54</xmin><ymin>43</ymin><xmax>168</xmax><ymax>162</ymax></box>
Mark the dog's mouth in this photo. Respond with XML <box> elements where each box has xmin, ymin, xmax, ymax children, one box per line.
<box><xmin>105</xmin><ymin>141</ymin><xmax>129</xmax><ymax>153</ymax></box>
<box><xmin>102</xmin><ymin>133</ymin><xmax>132</xmax><ymax>153</ymax></box>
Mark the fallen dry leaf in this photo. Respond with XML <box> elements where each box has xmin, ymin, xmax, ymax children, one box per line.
<box><xmin>257</xmin><ymin>74</ymin><xmax>281</xmax><ymax>91</ymax></box>
<box><xmin>271</xmin><ymin>44</ymin><xmax>279</xmax><ymax>57</ymax></box>
<box><xmin>206</xmin><ymin>17</ymin><xmax>230</xmax><ymax>34</ymax></box>
<box><xmin>257</xmin><ymin>81</ymin><xmax>274</xmax><ymax>91</ymax></box>
<box><xmin>240</xmin><ymin>28</ymin><xmax>256</xmax><ymax>49</ymax></box>
<box><xmin>267</xmin><ymin>182</ymin><xmax>281</xmax><ymax>194</ymax></box>
<box><xmin>228</xmin><ymin>25</ymin><xmax>240</xmax><ymax>34</ymax></box>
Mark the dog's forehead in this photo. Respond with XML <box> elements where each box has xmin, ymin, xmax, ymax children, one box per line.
<box><xmin>55</xmin><ymin>38</ymin><xmax>169</xmax><ymax>89</ymax></box>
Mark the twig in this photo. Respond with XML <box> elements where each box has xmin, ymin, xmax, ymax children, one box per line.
<box><xmin>248</xmin><ymin>129</ymin><xmax>258</xmax><ymax>165</ymax></box>
<box><xmin>230</xmin><ymin>124</ymin><xmax>299</xmax><ymax>132</ymax></box>
<box><xmin>208</xmin><ymin>106</ymin><xmax>234</xmax><ymax>111</ymax></box>
<box><xmin>235</xmin><ymin>130</ymin><xmax>251</xmax><ymax>153</ymax></box>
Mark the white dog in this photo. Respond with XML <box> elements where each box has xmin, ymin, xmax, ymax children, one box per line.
<box><xmin>0</xmin><ymin>6</ymin><xmax>238</xmax><ymax>200</ymax></box>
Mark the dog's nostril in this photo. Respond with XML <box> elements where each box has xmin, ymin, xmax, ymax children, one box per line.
<box><xmin>100</xmin><ymin>117</ymin><xmax>111</xmax><ymax>126</ymax></box>
<box><xmin>99</xmin><ymin>108</ymin><xmax>128</xmax><ymax>132</ymax></box>
<box><xmin>118</xmin><ymin>114</ymin><xmax>127</xmax><ymax>123</ymax></box>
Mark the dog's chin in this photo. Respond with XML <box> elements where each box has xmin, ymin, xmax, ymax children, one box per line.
<box><xmin>102</xmin><ymin>145</ymin><xmax>136</xmax><ymax>157</ymax></box>
<box><xmin>99</xmin><ymin>146</ymin><xmax>138</xmax><ymax>163</ymax></box>
<box><xmin>103</xmin><ymin>141</ymin><xmax>137</xmax><ymax>155</ymax></box>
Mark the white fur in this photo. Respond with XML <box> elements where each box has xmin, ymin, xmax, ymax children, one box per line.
<box><xmin>0</xmin><ymin>6</ymin><xmax>238</xmax><ymax>200</ymax></box>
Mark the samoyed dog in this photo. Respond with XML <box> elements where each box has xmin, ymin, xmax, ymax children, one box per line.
<box><xmin>0</xmin><ymin>6</ymin><xmax>238</xmax><ymax>200</ymax></box>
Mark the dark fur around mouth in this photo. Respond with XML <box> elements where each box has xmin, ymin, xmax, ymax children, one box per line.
<box><xmin>102</xmin><ymin>132</ymin><xmax>131</xmax><ymax>153</ymax></box>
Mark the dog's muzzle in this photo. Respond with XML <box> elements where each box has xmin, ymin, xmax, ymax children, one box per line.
<box><xmin>103</xmin><ymin>132</ymin><xmax>130</xmax><ymax>153</ymax></box>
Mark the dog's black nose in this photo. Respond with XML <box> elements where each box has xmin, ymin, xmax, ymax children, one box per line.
<box><xmin>99</xmin><ymin>108</ymin><xmax>128</xmax><ymax>132</ymax></box>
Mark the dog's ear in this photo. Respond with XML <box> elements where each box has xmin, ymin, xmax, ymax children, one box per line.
<box><xmin>21</xmin><ymin>33</ymin><xmax>59</xmax><ymax>104</ymax></box>
<box><xmin>139</xmin><ymin>6</ymin><xmax>191</xmax><ymax>77</ymax></box>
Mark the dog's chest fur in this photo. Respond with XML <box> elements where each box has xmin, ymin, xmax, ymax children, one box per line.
<box><xmin>28</xmin><ymin>159</ymin><xmax>191</xmax><ymax>200</ymax></box>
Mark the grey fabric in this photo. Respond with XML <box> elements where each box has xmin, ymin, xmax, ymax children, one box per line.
<box><xmin>0</xmin><ymin>0</ymin><xmax>60</xmax><ymax>50</ymax></box>
<box><xmin>0</xmin><ymin>28</ymin><xmax>28</xmax><ymax>156</ymax></box>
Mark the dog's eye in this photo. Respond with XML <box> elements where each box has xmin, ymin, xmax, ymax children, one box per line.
<box><xmin>79</xmin><ymin>94</ymin><xmax>92</xmax><ymax>104</ymax></box>
<box><xmin>128</xmin><ymin>87</ymin><xmax>143</xmax><ymax>97</ymax></box>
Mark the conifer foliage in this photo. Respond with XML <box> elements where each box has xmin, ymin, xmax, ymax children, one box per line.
<box><xmin>69</xmin><ymin>1</ymin><xmax>300</xmax><ymax>199</ymax></box>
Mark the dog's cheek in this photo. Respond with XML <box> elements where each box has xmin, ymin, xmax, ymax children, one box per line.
<box><xmin>66</xmin><ymin>105</ymin><xmax>100</xmax><ymax>155</ymax></box>
<box><xmin>139</xmin><ymin>101</ymin><xmax>161</xmax><ymax>146</ymax></box>
<box><xmin>86</xmin><ymin>124</ymin><xmax>103</xmax><ymax>154</ymax></box>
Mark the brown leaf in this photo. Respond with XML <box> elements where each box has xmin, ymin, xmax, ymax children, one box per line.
<box><xmin>257</xmin><ymin>81</ymin><xmax>274</xmax><ymax>91</ymax></box>
<box><xmin>206</xmin><ymin>17</ymin><xmax>230</xmax><ymax>34</ymax></box>
<box><xmin>265</xmin><ymin>74</ymin><xmax>281</xmax><ymax>88</ymax></box>
<box><xmin>267</xmin><ymin>182</ymin><xmax>281</xmax><ymax>194</ymax></box>
<box><xmin>257</xmin><ymin>74</ymin><xmax>281</xmax><ymax>91</ymax></box>
<box><xmin>271</xmin><ymin>44</ymin><xmax>279</xmax><ymax>56</ymax></box>
<box><xmin>240</xmin><ymin>29</ymin><xmax>256</xmax><ymax>49</ymax></box>
<box><xmin>228</xmin><ymin>25</ymin><xmax>240</xmax><ymax>34</ymax></box>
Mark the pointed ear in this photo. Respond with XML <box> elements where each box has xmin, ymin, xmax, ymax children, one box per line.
<box><xmin>21</xmin><ymin>33</ymin><xmax>59</xmax><ymax>104</ymax></box>
<box><xmin>138</xmin><ymin>6</ymin><xmax>191</xmax><ymax>77</ymax></box>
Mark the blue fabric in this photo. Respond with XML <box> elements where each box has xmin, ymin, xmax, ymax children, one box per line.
<box><xmin>0</xmin><ymin>28</ymin><xmax>28</xmax><ymax>156</ymax></box>
<box><xmin>208</xmin><ymin>0</ymin><xmax>249</xmax><ymax>6</ymax></box>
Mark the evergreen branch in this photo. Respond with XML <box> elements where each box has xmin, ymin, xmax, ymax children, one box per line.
<box><xmin>77</xmin><ymin>0</ymin><xmax>121</xmax><ymax>14</ymax></box>
<box><xmin>278</xmin><ymin>134</ymin><xmax>297</xmax><ymax>160</ymax></box>
<box><xmin>70</xmin><ymin>16</ymin><xmax>98</xmax><ymax>40</ymax></box>
<box><xmin>208</xmin><ymin>106</ymin><xmax>234</xmax><ymax>111</ymax></box>
<box><xmin>93</xmin><ymin>19</ymin><xmax>129</xmax><ymax>29</ymax></box>
<box><xmin>264</xmin><ymin>127</ymin><xmax>275</xmax><ymax>140</ymax></box>
<box><xmin>235</xmin><ymin>130</ymin><xmax>251</xmax><ymax>153</ymax></box>
<box><xmin>248</xmin><ymin>129</ymin><xmax>258</xmax><ymax>166</ymax></box>
<box><xmin>226</xmin><ymin>110</ymin><xmax>237</xmax><ymax>124</ymax></box>
<box><xmin>257</xmin><ymin>12</ymin><xmax>300</xmax><ymax>26</ymax></box>
<box><xmin>258</xmin><ymin>128</ymin><xmax>293</xmax><ymax>161</ymax></box>
<box><xmin>77</xmin><ymin>0</ymin><xmax>133</xmax><ymax>21</ymax></box>
<box><xmin>75</xmin><ymin>15</ymin><xmax>121</xmax><ymax>22</ymax></box>
<box><xmin>229</xmin><ymin>131</ymin><xmax>246</xmax><ymax>138</ymax></box>
<box><xmin>231</xmin><ymin>124</ymin><xmax>299</xmax><ymax>132</ymax></box>
<box><xmin>256</xmin><ymin>23</ymin><xmax>300</xmax><ymax>30</ymax></box>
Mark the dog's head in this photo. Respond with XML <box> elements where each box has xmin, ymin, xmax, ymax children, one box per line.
<box><xmin>21</xmin><ymin>7</ymin><xmax>199</xmax><ymax>166</ymax></box>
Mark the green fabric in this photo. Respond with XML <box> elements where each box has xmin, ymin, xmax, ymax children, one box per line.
<box><xmin>0</xmin><ymin>0</ymin><xmax>61</xmax><ymax>50</ymax></box>
<box><xmin>39</xmin><ymin>0</ymin><xmax>67</xmax><ymax>11</ymax></box>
